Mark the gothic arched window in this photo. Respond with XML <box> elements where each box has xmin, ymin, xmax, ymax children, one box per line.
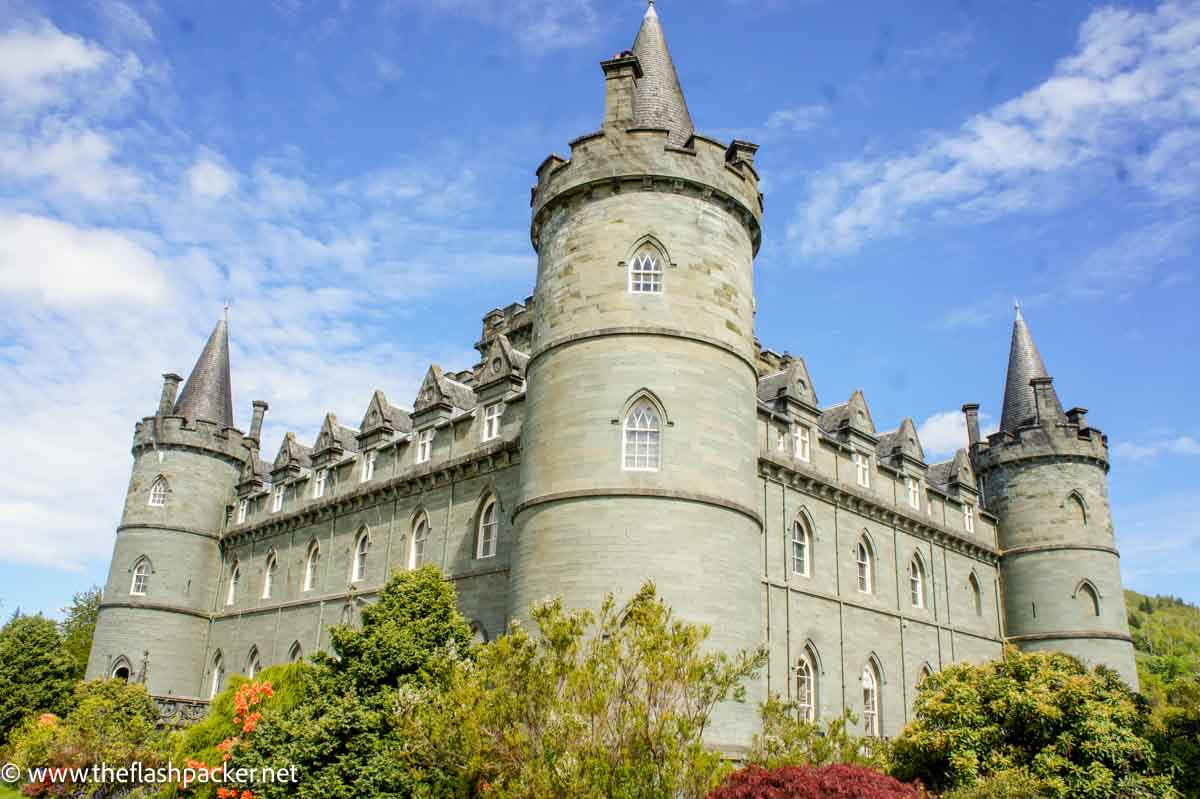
<box><xmin>628</xmin><ymin>246</ymin><xmax>663</xmax><ymax>294</ymax></box>
<box><xmin>130</xmin><ymin>557</ymin><xmax>150</xmax><ymax>596</ymax></box>
<box><xmin>909</xmin><ymin>554</ymin><xmax>926</xmax><ymax>608</ymax></box>
<box><xmin>288</xmin><ymin>641</ymin><xmax>303</xmax><ymax>662</ymax></box>
<box><xmin>148</xmin><ymin>476</ymin><xmax>169</xmax><ymax>507</ymax></box>
<box><xmin>262</xmin><ymin>552</ymin><xmax>277</xmax><ymax>599</ymax></box>
<box><xmin>303</xmin><ymin>542</ymin><xmax>320</xmax><ymax>592</ymax></box>
<box><xmin>352</xmin><ymin>529</ymin><xmax>370</xmax><ymax>582</ymax></box>
<box><xmin>226</xmin><ymin>562</ymin><xmax>240</xmax><ymax>606</ymax></box>
<box><xmin>477</xmin><ymin>498</ymin><xmax>498</xmax><ymax>559</ymax></box>
<box><xmin>1069</xmin><ymin>492</ymin><xmax>1089</xmax><ymax>526</ymax></box>
<box><xmin>796</xmin><ymin>648</ymin><xmax>818</xmax><ymax>722</ymax></box>
<box><xmin>110</xmin><ymin>657</ymin><xmax>132</xmax><ymax>681</ymax></box>
<box><xmin>856</xmin><ymin>537</ymin><xmax>874</xmax><ymax>594</ymax></box>
<box><xmin>791</xmin><ymin>517</ymin><xmax>811</xmax><ymax>577</ymax></box>
<box><xmin>623</xmin><ymin>400</ymin><xmax>662</xmax><ymax>472</ymax></box>
<box><xmin>862</xmin><ymin>659</ymin><xmax>882</xmax><ymax>737</ymax></box>
<box><xmin>246</xmin><ymin>646</ymin><xmax>261</xmax><ymax>679</ymax></box>
<box><xmin>969</xmin><ymin>572</ymin><xmax>983</xmax><ymax>617</ymax></box>
<box><xmin>410</xmin><ymin>514</ymin><xmax>429</xmax><ymax>569</ymax></box>
<box><xmin>209</xmin><ymin>652</ymin><xmax>225</xmax><ymax>699</ymax></box>
<box><xmin>1078</xmin><ymin>581</ymin><xmax>1101</xmax><ymax>618</ymax></box>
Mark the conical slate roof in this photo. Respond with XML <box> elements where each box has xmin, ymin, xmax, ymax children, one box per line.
<box><xmin>1000</xmin><ymin>305</ymin><xmax>1063</xmax><ymax>432</ymax></box>
<box><xmin>173</xmin><ymin>318</ymin><xmax>234</xmax><ymax>428</ymax></box>
<box><xmin>631</xmin><ymin>2</ymin><xmax>694</xmax><ymax>147</ymax></box>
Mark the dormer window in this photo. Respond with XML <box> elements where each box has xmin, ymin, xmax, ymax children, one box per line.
<box><xmin>964</xmin><ymin>503</ymin><xmax>975</xmax><ymax>533</ymax></box>
<box><xmin>794</xmin><ymin>426</ymin><xmax>811</xmax><ymax>462</ymax></box>
<box><xmin>272</xmin><ymin>485</ymin><xmax>284</xmax><ymax>513</ymax></box>
<box><xmin>148</xmin><ymin>477</ymin><xmax>169</xmax><ymax>507</ymax></box>
<box><xmin>361</xmin><ymin>451</ymin><xmax>377</xmax><ymax>483</ymax></box>
<box><xmin>907</xmin><ymin>477</ymin><xmax>920</xmax><ymax>509</ymax></box>
<box><xmin>482</xmin><ymin>403</ymin><xmax>503</xmax><ymax>442</ymax></box>
<box><xmin>629</xmin><ymin>250</ymin><xmax>663</xmax><ymax>294</ymax></box>
<box><xmin>313</xmin><ymin>468</ymin><xmax>327</xmax><ymax>499</ymax></box>
<box><xmin>236</xmin><ymin>499</ymin><xmax>248</xmax><ymax>524</ymax></box>
<box><xmin>853</xmin><ymin>452</ymin><xmax>871</xmax><ymax>488</ymax></box>
<box><xmin>416</xmin><ymin>429</ymin><xmax>434</xmax><ymax>464</ymax></box>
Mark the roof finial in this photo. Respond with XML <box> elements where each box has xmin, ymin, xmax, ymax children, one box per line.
<box><xmin>224</xmin><ymin>301</ymin><xmax>230</xmax><ymax>322</ymax></box>
<box><xmin>1014</xmin><ymin>298</ymin><xmax>1023</xmax><ymax>320</ymax></box>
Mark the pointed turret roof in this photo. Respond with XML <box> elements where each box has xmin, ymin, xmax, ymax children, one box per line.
<box><xmin>173</xmin><ymin>317</ymin><xmax>234</xmax><ymax>428</ymax></box>
<box><xmin>631</xmin><ymin>1</ymin><xmax>694</xmax><ymax>147</ymax></box>
<box><xmin>1000</xmin><ymin>305</ymin><xmax>1063</xmax><ymax>432</ymax></box>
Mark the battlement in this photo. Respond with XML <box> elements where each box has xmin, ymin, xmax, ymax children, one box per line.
<box><xmin>530</xmin><ymin>127</ymin><xmax>763</xmax><ymax>255</ymax></box>
<box><xmin>971</xmin><ymin>419</ymin><xmax>1109</xmax><ymax>474</ymax></box>
<box><xmin>133</xmin><ymin>415</ymin><xmax>252</xmax><ymax>464</ymax></box>
<box><xmin>477</xmin><ymin>297</ymin><xmax>534</xmax><ymax>356</ymax></box>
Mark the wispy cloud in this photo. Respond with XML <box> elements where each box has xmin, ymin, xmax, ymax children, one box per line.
<box><xmin>1114</xmin><ymin>435</ymin><xmax>1200</xmax><ymax>461</ymax></box>
<box><xmin>793</xmin><ymin>0</ymin><xmax>1200</xmax><ymax>257</ymax></box>
<box><xmin>386</xmin><ymin>0</ymin><xmax>604</xmax><ymax>51</ymax></box>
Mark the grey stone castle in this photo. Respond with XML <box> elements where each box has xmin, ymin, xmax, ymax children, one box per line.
<box><xmin>88</xmin><ymin>3</ymin><xmax>1138</xmax><ymax>747</ymax></box>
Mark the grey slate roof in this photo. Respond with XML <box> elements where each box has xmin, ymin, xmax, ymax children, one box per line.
<box><xmin>926</xmin><ymin>460</ymin><xmax>956</xmax><ymax>490</ymax></box>
<box><xmin>173</xmin><ymin>318</ymin><xmax>234</xmax><ymax>428</ymax></box>
<box><xmin>631</xmin><ymin>2</ymin><xmax>694</xmax><ymax>147</ymax></box>
<box><xmin>1000</xmin><ymin>305</ymin><xmax>1064</xmax><ymax>432</ymax></box>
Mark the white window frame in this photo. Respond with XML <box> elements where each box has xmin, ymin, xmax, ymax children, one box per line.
<box><xmin>416</xmin><ymin>429</ymin><xmax>434</xmax><ymax>464</ymax></box>
<box><xmin>482</xmin><ymin>403</ymin><xmax>503</xmax><ymax>442</ymax></box>
<box><xmin>352</xmin><ymin>531</ymin><xmax>370</xmax><ymax>582</ymax></box>
<box><xmin>477</xmin><ymin>499</ymin><xmax>498</xmax><ymax>559</ymax></box>
<box><xmin>361</xmin><ymin>450</ymin><xmax>377</xmax><ymax>483</ymax></box>
<box><xmin>622</xmin><ymin>400</ymin><xmax>662</xmax><ymax>472</ymax></box>
<box><xmin>853</xmin><ymin>452</ymin><xmax>870</xmax><ymax>488</ymax></box>
<box><xmin>796</xmin><ymin>652</ymin><xmax>817</xmax><ymax>722</ymax></box>
<box><xmin>856</xmin><ymin>540</ymin><xmax>873</xmax><ymax>594</ymax></box>
<box><xmin>628</xmin><ymin>249</ymin><xmax>663</xmax><ymax>294</ymax></box>
<box><xmin>272</xmin><ymin>485</ymin><xmax>284</xmax><ymax>513</ymax></box>
<box><xmin>262</xmin><ymin>553</ymin><xmax>276</xmax><ymax>599</ymax></box>
<box><xmin>226</xmin><ymin>563</ymin><xmax>240</xmax><ymax>607</ymax></box>
<box><xmin>791</xmin><ymin>520</ymin><xmax>810</xmax><ymax>577</ymax></box>
<box><xmin>862</xmin><ymin>663</ymin><xmax>880</xmax><ymax>737</ymax></box>
<box><xmin>794</xmin><ymin>426</ymin><xmax>811</xmax><ymax>462</ymax></box>
<box><xmin>148</xmin><ymin>477</ymin><xmax>169</xmax><ymax>507</ymax></box>
<box><xmin>907</xmin><ymin>477</ymin><xmax>920</xmax><ymax>509</ymax></box>
<box><xmin>246</xmin><ymin>647</ymin><xmax>261</xmax><ymax>679</ymax></box>
<box><xmin>303</xmin><ymin>543</ymin><xmax>320</xmax><ymax>592</ymax></box>
<box><xmin>210</xmin><ymin>654</ymin><xmax>224</xmax><ymax>699</ymax></box>
<box><xmin>910</xmin><ymin>556</ymin><xmax>925</xmax><ymax>608</ymax></box>
<box><xmin>313</xmin><ymin>468</ymin><xmax>327</xmax><ymax>499</ymax></box>
<box><xmin>236</xmin><ymin>499</ymin><xmax>248</xmax><ymax>524</ymax></box>
<box><xmin>410</xmin><ymin>516</ymin><xmax>429</xmax><ymax>569</ymax></box>
<box><xmin>130</xmin><ymin>559</ymin><xmax>150</xmax><ymax>596</ymax></box>
<box><xmin>964</xmin><ymin>503</ymin><xmax>975</xmax><ymax>533</ymax></box>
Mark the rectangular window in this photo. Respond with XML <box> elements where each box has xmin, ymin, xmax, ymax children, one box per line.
<box><xmin>629</xmin><ymin>252</ymin><xmax>663</xmax><ymax>293</ymax></box>
<box><xmin>907</xmin><ymin>477</ymin><xmax>920</xmax><ymax>509</ymax></box>
<box><xmin>416</xmin><ymin>429</ymin><xmax>434</xmax><ymax>464</ymax></box>
<box><xmin>795</xmin><ymin>426</ymin><xmax>811</xmax><ymax>462</ymax></box>
<box><xmin>854</xmin><ymin>452</ymin><xmax>871</xmax><ymax>488</ymax></box>
<box><xmin>361</xmin><ymin>450</ymin><xmax>376</xmax><ymax>482</ymax></box>
<box><xmin>236</xmin><ymin>499</ymin><xmax>248</xmax><ymax>524</ymax></box>
<box><xmin>272</xmin><ymin>485</ymin><xmax>284</xmax><ymax>513</ymax></box>
<box><xmin>964</xmin><ymin>503</ymin><xmax>975</xmax><ymax>533</ymax></box>
<box><xmin>482</xmin><ymin>403</ymin><xmax>503</xmax><ymax>442</ymax></box>
<box><xmin>313</xmin><ymin>468</ymin><xmax>327</xmax><ymax>498</ymax></box>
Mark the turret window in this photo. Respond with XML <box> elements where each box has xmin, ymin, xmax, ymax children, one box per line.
<box><xmin>623</xmin><ymin>400</ymin><xmax>661</xmax><ymax>471</ymax></box>
<box><xmin>352</xmin><ymin>530</ymin><xmax>370</xmax><ymax>582</ymax></box>
<box><xmin>130</xmin><ymin>558</ymin><xmax>150</xmax><ymax>596</ymax></box>
<box><xmin>410</xmin><ymin>515</ymin><xmax>429</xmax><ymax>569</ymax></box>
<box><xmin>303</xmin><ymin>542</ymin><xmax>320</xmax><ymax>592</ymax></box>
<box><xmin>477</xmin><ymin>498</ymin><xmax>499</xmax><ymax>559</ymax></box>
<box><xmin>148</xmin><ymin>477</ymin><xmax>169</xmax><ymax>507</ymax></box>
<box><xmin>629</xmin><ymin>250</ymin><xmax>663</xmax><ymax>294</ymax></box>
<box><xmin>1078</xmin><ymin>581</ymin><xmax>1101</xmax><ymax>617</ymax></box>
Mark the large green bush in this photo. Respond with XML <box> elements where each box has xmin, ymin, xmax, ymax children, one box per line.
<box><xmin>0</xmin><ymin>614</ymin><xmax>75</xmax><ymax>745</ymax></box>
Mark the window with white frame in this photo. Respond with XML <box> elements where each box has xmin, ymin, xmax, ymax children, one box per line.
<box><xmin>853</xmin><ymin>452</ymin><xmax>871</xmax><ymax>488</ymax></box>
<box><xmin>963</xmin><ymin>503</ymin><xmax>975</xmax><ymax>533</ymax></box>
<box><xmin>623</xmin><ymin>400</ymin><xmax>661</xmax><ymax>471</ymax></box>
<box><xmin>210</xmin><ymin>653</ymin><xmax>224</xmax><ymax>699</ymax></box>
<box><xmin>482</xmin><ymin>403</ymin><xmax>503</xmax><ymax>442</ymax></box>
<box><xmin>148</xmin><ymin>477</ymin><xmax>169</xmax><ymax>507</ymax></box>
<box><xmin>862</xmin><ymin>662</ymin><xmax>881</xmax><ymax>737</ymax></box>
<box><xmin>909</xmin><ymin>555</ymin><xmax>926</xmax><ymax>608</ymax></box>
<box><xmin>361</xmin><ymin>450</ymin><xmax>377</xmax><ymax>483</ymax></box>
<box><xmin>246</xmin><ymin>646</ymin><xmax>261</xmax><ymax>679</ymax></box>
<box><xmin>352</xmin><ymin>530</ymin><xmax>370</xmax><ymax>582</ymax></box>
<box><xmin>477</xmin><ymin>499</ymin><xmax>498</xmax><ymax>559</ymax></box>
<box><xmin>856</xmin><ymin>539</ymin><xmax>873</xmax><ymax>594</ymax></box>
<box><xmin>776</xmin><ymin>427</ymin><xmax>787</xmax><ymax>452</ymax></box>
<box><xmin>794</xmin><ymin>426</ymin><xmax>811</xmax><ymax>462</ymax></box>
<box><xmin>130</xmin><ymin>558</ymin><xmax>150</xmax><ymax>596</ymax></box>
<box><xmin>262</xmin><ymin>553</ymin><xmax>276</xmax><ymax>599</ymax></box>
<box><xmin>907</xmin><ymin>477</ymin><xmax>920</xmax><ymax>509</ymax></box>
<box><xmin>796</xmin><ymin>651</ymin><xmax>817</xmax><ymax>722</ymax></box>
<box><xmin>237</xmin><ymin>499</ymin><xmax>248</xmax><ymax>524</ymax></box>
<box><xmin>416</xmin><ymin>429</ymin><xmax>434</xmax><ymax>464</ymax></box>
<box><xmin>303</xmin><ymin>543</ymin><xmax>320</xmax><ymax>592</ymax></box>
<box><xmin>313</xmin><ymin>468</ymin><xmax>327</xmax><ymax>498</ymax></box>
<box><xmin>791</xmin><ymin>519</ymin><xmax>811</xmax><ymax>577</ymax></box>
<box><xmin>410</xmin><ymin>515</ymin><xmax>429</xmax><ymax>569</ymax></box>
<box><xmin>272</xmin><ymin>485</ymin><xmax>284</xmax><ymax>513</ymax></box>
<box><xmin>628</xmin><ymin>249</ymin><xmax>663</xmax><ymax>293</ymax></box>
<box><xmin>226</xmin><ymin>563</ymin><xmax>240</xmax><ymax>606</ymax></box>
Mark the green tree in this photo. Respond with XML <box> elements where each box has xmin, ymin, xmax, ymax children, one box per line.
<box><xmin>0</xmin><ymin>614</ymin><xmax>75</xmax><ymax>745</ymax></box>
<box><xmin>458</xmin><ymin>581</ymin><xmax>766</xmax><ymax>799</ymax></box>
<box><xmin>889</xmin><ymin>647</ymin><xmax>1176</xmax><ymax>798</ymax></box>
<box><xmin>60</xmin><ymin>587</ymin><xmax>101</xmax><ymax>681</ymax></box>
<box><xmin>747</xmin><ymin>697</ymin><xmax>886</xmax><ymax>771</ymax></box>
<box><xmin>5</xmin><ymin>679</ymin><xmax>168</xmax><ymax>797</ymax></box>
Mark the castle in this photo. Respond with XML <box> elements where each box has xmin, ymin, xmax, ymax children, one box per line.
<box><xmin>87</xmin><ymin>3</ymin><xmax>1138</xmax><ymax>748</ymax></box>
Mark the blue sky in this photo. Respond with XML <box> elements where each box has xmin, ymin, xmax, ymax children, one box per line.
<box><xmin>0</xmin><ymin>0</ymin><xmax>1196</xmax><ymax>617</ymax></box>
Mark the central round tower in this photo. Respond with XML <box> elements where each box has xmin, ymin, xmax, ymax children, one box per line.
<box><xmin>509</xmin><ymin>4</ymin><xmax>765</xmax><ymax>749</ymax></box>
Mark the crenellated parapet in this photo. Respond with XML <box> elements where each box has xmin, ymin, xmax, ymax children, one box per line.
<box><xmin>531</xmin><ymin>129</ymin><xmax>763</xmax><ymax>255</ymax></box>
<box><xmin>132</xmin><ymin>415</ymin><xmax>252</xmax><ymax>466</ymax></box>
<box><xmin>971</xmin><ymin>418</ymin><xmax>1109</xmax><ymax>476</ymax></box>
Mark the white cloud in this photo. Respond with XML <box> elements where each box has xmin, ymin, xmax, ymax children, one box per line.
<box><xmin>187</xmin><ymin>157</ymin><xmax>239</xmax><ymax>199</ymax></box>
<box><xmin>389</xmin><ymin>0</ymin><xmax>603</xmax><ymax>50</ymax></box>
<box><xmin>0</xmin><ymin>124</ymin><xmax>142</xmax><ymax>200</ymax></box>
<box><xmin>0</xmin><ymin>21</ymin><xmax>109</xmax><ymax>114</ymax></box>
<box><xmin>96</xmin><ymin>1</ymin><xmax>156</xmax><ymax>43</ymax></box>
<box><xmin>793</xmin><ymin>0</ymin><xmax>1200</xmax><ymax>257</ymax></box>
<box><xmin>765</xmin><ymin>105</ymin><xmax>830</xmax><ymax>134</ymax></box>
<box><xmin>917</xmin><ymin>409</ymin><xmax>997</xmax><ymax>460</ymax></box>
<box><xmin>0</xmin><ymin>213</ymin><xmax>170</xmax><ymax>307</ymax></box>
<box><xmin>1114</xmin><ymin>435</ymin><xmax>1200</xmax><ymax>460</ymax></box>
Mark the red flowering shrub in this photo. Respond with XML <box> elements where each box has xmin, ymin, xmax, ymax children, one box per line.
<box><xmin>179</xmin><ymin>680</ymin><xmax>274</xmax><ymax>799</ymax></box>
<box><xmin>707</xmin><ymin>763</ymin><xmax>922</xmax><ymax>799</ymax></box>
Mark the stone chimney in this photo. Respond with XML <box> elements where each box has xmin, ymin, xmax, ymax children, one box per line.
<box><xmin>1031</xmin><ymin>377</ymin><xmax>1059</xmax><ymax>427</ymax></box>
<box><xmin>962</xmin><ymin>403</ymin><xmax>981</xmax><ymax>446</ymax></box>
<box><xmin>1066</xmin><ymin>407</ymin><xmax>1089</xmax><ymax>429</ymax></box>
<box><xmin>600</xmin><ymin>53</ymin><xmax>641</xmax><ymax>130</ymax></box>
<box><xmin>248</xmin><ymin>400</ymin><xmax>269</xmax><ymax>444</ymax></box>
<box><xmin>158</xmin><ymin>374</ymin><xmax>183</xmax><ymax>417</ymax></box>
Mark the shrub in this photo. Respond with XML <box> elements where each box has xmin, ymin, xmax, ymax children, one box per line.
<box><xmin>708</xmin><ymin>763</ymin><xmax>921</xmax><ymax>799</ymax></box>
<box><xmin>748</xmin><ymin>697</ymin><xmax>887</xmax><ymax>770</ymax></box>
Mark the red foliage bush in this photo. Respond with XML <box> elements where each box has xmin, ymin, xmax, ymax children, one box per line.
<box><xmin>708</xmin><ymin>763</ymin><xmax>922</xmax><ymax>799</ymax></box>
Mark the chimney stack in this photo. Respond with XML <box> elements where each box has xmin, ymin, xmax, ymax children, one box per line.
<box><xmin>1030</xmin><ymin>377</ymin><xmax>1058</xmax><ymax>427</ymax></box>
<box><xmin>962</xmin><ymin>403</ymin><xmax>981</xmax><ymax>446</ymax></box>
<box><xmin>158</xmin><ymin>374</ymin><xmax>183</xmax><ymax>417</ymax></box>
<box><xmin>600</xmin><ymin>53</ymin><xmax>642</xmax><ymax>130</ymax></box>
<box><xmin>248</xmin><ymin>400</ymin><xmax>269</xmax><ymax>444</ymax></box>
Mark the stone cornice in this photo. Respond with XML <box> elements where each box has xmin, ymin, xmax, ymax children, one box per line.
<box><xmin>529</xmin><ymin>326</ymin><xmax>759</xmax><ymax>380</ymax></box>
<box><xmin>758</xmin><ymin>455</ymin><xmax>999</xmax><ymax>563</ymax></box>
<box><xmin>117</xmin><ymin>523</ymin><xmax>220</xmax><ymax>541</ymax></box>
<box><xmin>1006</xmin><ymin>630</ymin><xmax>1134</xmax><ymax>645</ymax></box>
<box><xmin>100</xmin><ymin>600</ymin><xmax>213</xmax><ymax>620</ymax></box>
<box><xmin>1002</xmin><ymin>543</ymin><xmax>1121</xmax><ymax>558</ymax></box>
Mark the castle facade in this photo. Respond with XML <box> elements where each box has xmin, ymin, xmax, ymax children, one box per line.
<box><xmin>87</xmin><ymin>4</ymin><xmax>1138</xmax><ymax>748</ymax></box>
